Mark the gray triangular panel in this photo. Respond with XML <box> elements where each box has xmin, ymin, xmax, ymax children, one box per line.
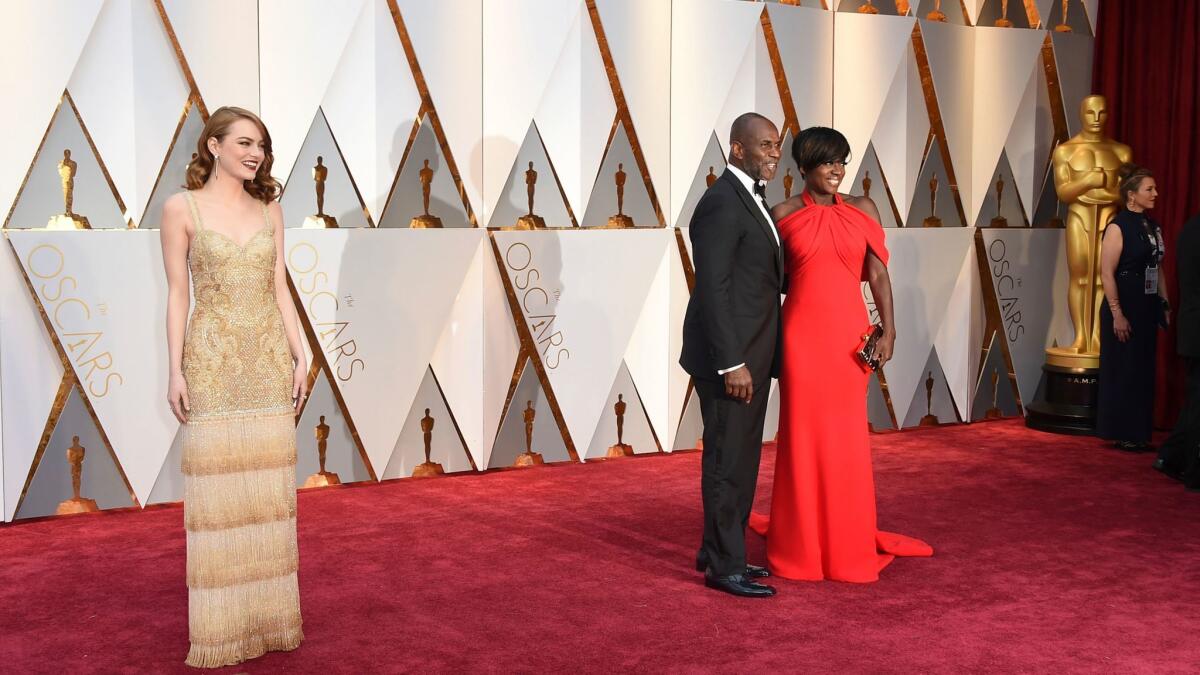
<box><xmin>905</xmin><ymin>137</ymin><xmax>963</xmax><ymax>227</ymax></box>
<box><xmin>295</xmin><ymin>375</ymin><xmax>372</xmax><ymax>485</ymax></box>
<box><xmin>901</xmin><ymin>347</ymin><xmax>959</xmax><ymax>428</ymax></box>
<box><xmin>970</xmin><ymin>331</ymin><xmax>1021</xmax><ymax>420</ymax></box>
<box><xmin>975</xmin><ymin>150</ymin><xmax>1030</xmax><ymax>228</ymax></box>
<box><xmin>383</xmin><ymin>366</ymin><xmax>473</xmax><ymax>478</ymax></box>
<box><xmin>580</xmin><ymin>123</ymin><xmax>658</xmax><ymax>228</ymax></box>
<box><xmin>848</xmin><ymin>142</ymin><xmax>900</xmax><ymax>228</ymax></box>
<box><xmin>675</xmin><ymin>132</ymin><xmax>727</xmax><ymax>229</ymax></box>
<box><xmin>583</xmin><ymin>360</ymin><xmax>658</xmax><ymax>459</ymax></box>
<box><xmin>378</xmin><ymin>116</ymin><xmax>471</xmax><ymax>228</ymax></box>
<box><xmin>280</xmin><ymin>108</ymin><xmax>371</xmax><ymax>228</ymax></box>
<box><xmin>141</xmin><ymin>103</ymin><xmax>204</xmax><ymax>229</ymax></box>
<box><xmin>488</xmin><ymin>122</ymin><xmax>574</xmax><ymax>229</ymax></box>
<box><xmin>489</xmin><ymin>357</ymin><xmax>571</xmax><ymax>467</ymax></box>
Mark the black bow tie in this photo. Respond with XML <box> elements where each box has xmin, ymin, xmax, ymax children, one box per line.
<box><xmin>753</xmin><ymin>182</ymin><xmax>767</xmax><ymax>199</ymax></box>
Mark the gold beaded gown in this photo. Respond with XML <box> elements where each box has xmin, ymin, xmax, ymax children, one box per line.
<box><xmin>181</xmin><ymin>192</ymin><xmax>303</xmax><ymax>668</ymax></box>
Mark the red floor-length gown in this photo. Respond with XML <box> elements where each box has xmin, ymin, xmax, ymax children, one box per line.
<box><xmin>749</xmin><ymin>191</ymin><xmax>931</xmax><ymax>582</ymax></box>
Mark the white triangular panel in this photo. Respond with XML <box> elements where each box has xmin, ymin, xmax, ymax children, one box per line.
<box><xmin>142</xmin><ymin>102</ymin><xmax>204</xmax><ymax>229</ymax></box>
<box><xmin>674</xmin><ymin>387</ymin><xmax>703</xmax><ymax>452</ymax></box>
<box><xmin>932</xmin><ymin>238</ymin><xmax>983</xmax><ymax>419</ymax></box>
<box><xmin>1081</xmin><ymin>0</ymin><xmax>1098</xmax><ymax>33</ymax></box>
<box><xmin>877</xmin><ymin>228</ymin><xmax>976</xmax><ymax>424</ymax></box>
<box><xmin>967</xmin><ymin>26</ymin><xmax>1046</xmax><ymax>225</ymax></box>
<box><xmin>322</xmin><ymin>0</ymin><xmax>421</xmax><ymax>222</ymax></box>
<box><xmin>767</xmin><ymin>3</ymin><xmax>835</xmax><ymax>128</ymax></box>
<box><xmin>966</xmin><ymin>0</ymin><xmax>989</xmax><ymax>24</ymax></box>
<box><xmin>9</xmin><ymin>231</ymin><xmax>179</xmax><ymax>505</ymax></box>
<box><xmin>1</xmin><ymin>242</ymin><xmax>66</xmax><ymax>521</ymax></box>
<box><xmin>667</xmin><ymin>236</ymin><xmax>692</xmax><ymax>451</ymax></box>
<box><xmin>284</xmin><ymin>229</ymin><xmax>481</xmax><ymax>474</ymax></box>
<box><xmin>491</xmin><ymin>230</ymin><xmax>666</xmax><ymax>452</ymax></box>
<box><xmin>584</xmin><ymin>361</ymin><xmax>659</xmax><ymax>460</ymax></box>
<box><xmin>480</xmin><ymin>240</ymin><xmax>522</xmax><ymax>469</ymax></box>
<box><xmin>162</xmin><ymin>0</ymin><xmax>260</xmax><ymax>111</ymax></box>
<box><xmin>870</xmin><ymin>48</ymin><xmax>928</xmax><ymax>222</ymax></box>
<box><xmin>380</xmin><ymin>117</ymin><xmax>471</xmax><ymax>228</ymax></box>
<box><xmin>670</xmin><ymin>0</ymin><xmax>762</xmax><ymax>227</ymax></box>
<box><xmin>920</xmin><ymin>20</ymin><xmax>974</xmax><ymax>218</ymax></box>
<box><xmin>534</xmin><ymin>3</ymin><xmax>615</xmax><ymax>225</ymax></box>
<box><xmin>430</xmin><ymin>235</ymin><xmax>492</xmax><ymax>469</ymax></box>
<box><xmin>714</xmin><ymin>22</ymin><xmax>785</xmax><ymax>170</ymax></box>
<box><xmin>68</xmin><ymin>0</ymin><xmax>190</xmax><ymax>225</ymax></box>
<box><xmin>259</xmin><ymin>0</ymin><xmax>365</xmax><ymax>181</ymax></box>
<box><xmin>394</xmin><ymin>0</ymin><xmax>483</xmax><ymax>222</ymax></box>
<box><xmin>0</xmin><ymin>1</ymin><xmax>103</xmax><ymax>222</ymax></box>
<box><xmin>147</xmin><ymin>429</ymin><xmax>184</xmax><ymax>506</ymax></box>
<box><xmin>1052</xmin><ymin>31</ymin><xmax>1096</xmax><ymax>137</ymax></box>
<box><xmin>6</xmin><ymin>97</ymin><xmax>126</xmax><ymax>230</ymax></box>
<box><xmin>481</xmin><ymin>0</ymin><xmax>580</xmax><ymax>225</ymax></box>
<box><xmin>622</xmin><ymin>233</ymin><xmax>672</xmax><ymax>451</ymax></box>
<box><xmin>382</xmin><ymin>367</ymin><xmax>473</xmax><ymax>478</ymax></box>
<box><xmin>833</xmin><ymin>13</ymin><xmax>917</xmax><ymax>183</ymax></box>
<box><xmin>594</xmin><ymin>0</ymin><xmax>671</xmax><ymax>221</ymax></box>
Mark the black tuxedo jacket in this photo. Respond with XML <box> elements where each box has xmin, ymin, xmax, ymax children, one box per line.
<box><xmin>1176</xmin><ymin>215</ymin><xmax>1200</xmax><ymax>357</ymax></box>
<box><xmin>680</xmin><ymin>169</ymin><xmax>784</xmax><ymax>387</ymax></box>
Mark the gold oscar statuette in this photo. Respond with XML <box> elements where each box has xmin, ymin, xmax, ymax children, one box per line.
<box><xmin>1045</xmin><ymin>94</ymin><xmax>1131</xmax><ymax>368</ymax></box>
<box><xmin>606</xmin><ymin>394</ymin><xmax>634</xmax><ymax>458</ymax></box>
<box><xmin>56</xmin><ymin>436</ymin><xmax>98</xmax><ymax>514</ymax></box>
<box><xmin>778</xmin><ymin>0</ymin><xmax>799</xmax><ymax>5</ymax></box>
<box><xmin>995</xmin><ymin>0</ymin><xmax>1013</xmax><ymax>27</ymax></box>
<box><xmin>302</xmin><ymin>156</ymin><xmax>338</xmax><ymax>229</ymax></box>
<box><xmin>857</xmin><ymin>0</ymin><xmax>880</xmax><ymax>15</ymax></box>
<box><xmin>412</xmin><ymin>408</ymin><xmax>445</xmax><ymax>477</ymax></box>
<box><xmin>783</xmin><ymin>168</ymin><xmax>794</xmax><ymax>200</ymax></box>
<box><xmin>862</xmin><ymin>170</ymin><xmax>873</xmax><ymax>199</ymax></box>
<box><xmin>513</xmin><ymin>400</ymin><xmax>545</xmax><ymax>467</ymax></box>
<box><xmin>922</xmin><ymin>173</ymin><xmax>943</xmax><ymax>227</ymax></box>
<box><xmin>991</xmin><ymin>174</ymin><xmax>1009</xmax><ymax>227</ymax></box>
<box><xmin>985</xmin><ymin>369</ymin><xmax>1004</xmax><ymax>419</ymax></box>
<box><xmin>409</xmin><ymin>159</ymin><xmax>443</xmax><ymax>229</ymax></box>
<box><xmin>919</xmin><ymin>372</ymin><xmax>939</xmax><ymax>426</ymax></box>
<box><xmin>47</xmin><ymin>149</ymin><xmax>90</xmax><ymax>230</ymax></box>
<box><xmin>895</xmin><ymin>0</ymin><xmax>911</xmax><ymax>14</ymax></box>
<box><xmin>705</xmin><ymin>166</ymin><xmax>718</xmax><ymax>188</ymax></box>
<box><xmin>303</xmin><ymin>415</ymin><xmax>342</xmax><ymax>488</ymax></box>
<box><xmin>514</xmin><ymin>162</ymin><xmax>547</xmax><ymax>230</ymax></box>
<box><xmin>1055</xmin><ymin>0</ymin><xmax>1073</xmax><ymax>32</ymax></box>
<box><xmin>926</xmin><ymin>0</ymin><xmax>947</xmax><ymax>22</ymax></box>
<box><xmin>606</xmin><ymin>163</ymin><xmax>634</xmax><ymax>229</ymax></box>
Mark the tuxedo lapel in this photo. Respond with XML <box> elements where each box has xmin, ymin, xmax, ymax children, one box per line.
<box><xmin>721</xmin><ymin>170</ymin><xmax>782</xmax><ymax>277</ymax></box>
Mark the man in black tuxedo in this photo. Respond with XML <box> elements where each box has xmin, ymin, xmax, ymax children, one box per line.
<box><xmin>1155</xmin><ymin>212</ymin><xmax>1200</xmax><ymax>488</ymax></box>
<box><xmin>681</xmin><ymin>113</ymin><xmax>783</xmax><ymax>597</ymax></box>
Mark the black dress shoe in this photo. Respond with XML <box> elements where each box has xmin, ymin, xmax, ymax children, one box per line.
<box><xmin>704</xmin><ymin>573</ymin><xmax>777</xmax><ymax>598</ymax></box>
<box><xmin>695</xmin><ymin>556</ymin><xmax>770</xmax><ymax>578</ymax></box>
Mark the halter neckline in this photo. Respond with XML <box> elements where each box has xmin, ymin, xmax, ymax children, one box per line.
<box><xmin>800</xmin><ymin>190</ymin><xmax>843</xmax><ymax>207</ymax></box>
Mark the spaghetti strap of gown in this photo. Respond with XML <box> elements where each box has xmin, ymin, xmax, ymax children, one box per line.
<box><xmin>748</xmin><ymin>191</ymin><xmax>931</xmax><ymax>583</ymax></box>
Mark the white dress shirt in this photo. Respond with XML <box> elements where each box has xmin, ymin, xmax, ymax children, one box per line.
<box><xmin>716</xmin><ymin>164</ymin><xmax>781</xmax><ymax>375</ymax></box>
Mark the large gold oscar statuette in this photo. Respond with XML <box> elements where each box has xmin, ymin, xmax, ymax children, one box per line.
<box><xmin>56</xmin><ymin>436</ymin><xmax>98</xmax><ymax>514</ymax></box>
<box><xmin>991</xmin><ymin>174</ymin><xmax>1009</xmax><ymax>227</ymax></box>
<box><xmin>409</xmin><ymin>159</ymin><xmax>443</xmax><ymax>229</ymax></box>
<box><xmin>412</xmin><ymin>408</ymin><xmax>445</xmax><ymax>477</ymax></box>
<box><xmin>705</xmin><ymin>166</ymin><xmax>718</xmax><ymax>189</ymax></box>
<box><xmin>985</xmin><ymin>369</ymin><xmax>1004</xmax><ymax>419</ymax></box>
<box><xmin>1027</xmin><ymin>94</ymin><xmax>1130</xmax><ymax>434</ymax></box>
<box><xmin>303</xmin><ymin>415</ymin><xmax>342</xmax><ymax>487</ymax></box>
<box><xmin>605</xmin><ymin>394</ymin><xmax>634</xmax><ymax>458</ymax></box>
<box><xmin>857</xmin><ymin>0</ymin><xmax>880</xmax><ymax>15</ymax></box>
<box><xmin>515</xmin><ymin>162</ymin><xmax>547</xmax><ymax>230</ymax></box>
<box><xmin>919</xmin><ymin>372</ymin><xmax>940</xmax><ymax>426</ymax></box>
<box><xmin>302</xmin><ymin>156</ymin><xmax>338</xmax><ymax>229</ymax></box>
<box><xmin>606</xmin><ymin>163</ymin><xmax>634</xmax><ymax>229</ymax></box>
<box><xmin>513</xmin><ymin>401</ymin><xmax>545</xmax><ymax>467</ymax></box>
<box><xmin>926</xmin><ymin>0</ymin><xmax>948</xmax><ymax>22</ymax></box>
<box><xmin>995</xmin><ymin>0</ymin><xmax>1013</xmax><ymax>27</ymax></box>
<box><xmin>47</xmin><ymin>149</ymin><xmax>90</xmax><ymax>230</ymax></box>
<box><xmin>1055</xmin><ymin>0</ymin><xmax>1073</xmax><ymax>32</ymax></box>
<box><xmin>922</xmin><ymin>173</ymin><xmax>943</xmax><ymax>227</ymax></box>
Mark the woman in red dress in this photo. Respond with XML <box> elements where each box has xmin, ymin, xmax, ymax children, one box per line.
<box><xmin>749</xmin><ymin>127</ymin><xmax>932</xmax><ymax>582</ymax></box>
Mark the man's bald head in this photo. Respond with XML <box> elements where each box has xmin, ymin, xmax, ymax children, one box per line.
<box><xmin>728</xmin><ymin>113</ymin><xmax>781</xmax><ymax>182</ymax></box>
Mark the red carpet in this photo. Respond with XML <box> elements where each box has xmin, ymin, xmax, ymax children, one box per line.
<box><xmin>1</xmin><ymin>420</ymin><xmax>1197</xmax><ymax>673</ymax></box>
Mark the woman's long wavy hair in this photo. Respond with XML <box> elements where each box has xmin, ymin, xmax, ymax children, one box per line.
<box><xmin>185</xmin><ymin>106</ymin><xmax>281</xmax><ymax>203</ymax></box>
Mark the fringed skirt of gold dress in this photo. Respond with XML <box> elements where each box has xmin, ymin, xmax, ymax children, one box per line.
<box><xmin>181</xmin><ymin>192</ymin><xmax>302</xmax><ymax>668</ymax></box>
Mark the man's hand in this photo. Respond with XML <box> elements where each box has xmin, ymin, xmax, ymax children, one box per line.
<box><xmin>724</xmin><ymin>366</ymin><xmax>753</xmax><ymax>404</ymax></box>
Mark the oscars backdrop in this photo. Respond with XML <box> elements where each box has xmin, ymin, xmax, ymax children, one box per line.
<box><xmin>0</xmin><ymin>0</ymin><xmax>1097</xmax><ymax>520</ymax></box>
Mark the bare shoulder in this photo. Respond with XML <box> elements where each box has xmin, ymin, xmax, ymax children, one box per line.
<box><xmin>844</xmin><ymin>194</ymin><xmax>881</xmax><ymax>223</ymax></box>
<box><xmin>770</xmin><ymin>195</ymin><xmax>806</xmax><ymax>222</ymax></box>
<box><xmin>161</xmin><ymin>192</ymin><xmax>191</xmax><ymax>231</ymax></box>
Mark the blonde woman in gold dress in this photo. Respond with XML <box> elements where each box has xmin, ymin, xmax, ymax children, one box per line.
<box><xmin>161</xmin><ymin>106</ymin><xmax>308</xmax><ymax>668</ymax></box>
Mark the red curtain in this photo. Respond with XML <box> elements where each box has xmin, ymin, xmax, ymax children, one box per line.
<box><xmin>1093</xmin><ymin>0</ymin><xmax>1200</xmax><ymax>427</ymax></box>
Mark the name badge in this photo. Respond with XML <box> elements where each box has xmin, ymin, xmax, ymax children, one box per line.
<box><xmin>1145</xmin><ymin>266</ymin><xmax>1159</xmax><ymax>295</ymax></box>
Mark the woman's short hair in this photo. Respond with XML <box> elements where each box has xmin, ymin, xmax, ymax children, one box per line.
<box><xmin>186</xmin><ymin>106</ymin><xmax>281</xmax><ymax>203</ymax></box>
<box><xmin>1117</xmin><ymin>162</ymin><xmax>1153</xmax><ymax>205</ymax></box>
<box><xmin>791</xmin><ymin>127</ymin><xmax>851</xmax><ymax>175</ymax></box>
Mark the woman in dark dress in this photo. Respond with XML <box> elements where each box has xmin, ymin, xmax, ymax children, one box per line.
<box><xmin>1097</xmin><ymin>164</ymin><xmax>1170</xmax><ymax>450</ymax></box>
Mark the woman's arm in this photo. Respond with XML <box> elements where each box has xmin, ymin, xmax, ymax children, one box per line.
<box><xmin>1100</xmin><ymin>224</ymin><xmax>1131</xmax><ymax>342</ymax></box>
<box><xmin>865</xmin><ymin>252</ymin><xmax>896</xmax><ymax>367</ymax></box>
<box><xmin>268</xmin><ymin>201</ymin><xmax>309</xmax><ymax>411</ymax></box>
<box><xmin>161</xmin><ymin>194</ymin><xmax>192</xmax><ymax>423</ymax></box>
